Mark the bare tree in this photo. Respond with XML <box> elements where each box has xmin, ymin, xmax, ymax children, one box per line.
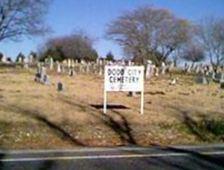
<box><xmin>181</xmin><ymin>42</ymin><xmax>205</xmax><ymax>63</ymax></box>
<box><xmin>0</xmin><ymin>0</ymin><xmax>51</xmax><ymax>42</ymax></box>
<box><xmin>197</xmin><ymin>17</ymin><xmax>224</xmax><ymax>70</ymax></box>
<box><xmin>106</xmin><ymin>6</ymin><xmax>192</xmax><ymax>65</ymax></box>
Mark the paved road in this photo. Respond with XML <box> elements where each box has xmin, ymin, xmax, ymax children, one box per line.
<box><xmin>1</xmin><ymin>145</ymin><xmax>224</xmax><ymax>170</ymax></box>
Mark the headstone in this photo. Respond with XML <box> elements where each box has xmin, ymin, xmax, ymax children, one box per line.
<box><xmin>186</xmin><ymin>64</ymin><xmax>191</xmax><ymax>73</ymax></box>
<box><xmin>169</xmin><ymin>78</ymin><xmax>177</xmax><ymax>85</ymax></box>
<box><xmin>71</xmin><ymin>60</ymin><xmax>75</xmax><ymax>68</ymax></box>
<box><xmin>220</xmin><ymin>81</ymin><xmax>224</xmax><ymax>89</ymax></box>
<box><xmin>37</xmin><ymin>62</ymin><xmax>41</xmax><ymax>74</ymax></box>
<box><xmin>23</xmin><ymin>58</ymin><xmax>29</xmax><ymax>69</ymax></box>
<box><xmin>213</xmin><ymin>72</ymin><xmax>224</xmax><ymax>83</ymax></box>
<box><xmin>34</xmin><ymin>72</ymin><xmax>41</xmax><ymax>82</ymax></box>
<box><xmin>190</xmin><ymin>63</ymin><xmax>195</xmax><ymax>71</ymax></box>
<box><xmin>57</xmin><ymin>62</ymin><xmax>61</xmax><ymax>73</ymax></box>
<box><xmin>96</xmin><ymin>58</ymin><xmax>100</xmax><ymax>65</ymax></box>
<box><xmin>69</xmin><ymin>68</ymin><xmax>74</xmax><ymax>77</ymax></box>
<box><xmin>63</xmin><ymin>60</ymin><xmax>67</xmax><ymax>66</ymax></box>
<box><xmin>208</xmin><ymin>65</ymin><xmax>213</xmax><ymax>73</ymax></box>
<box><xmin>40</xmin><ymin>66</ymin><xmax>47</xmax><ymax>82</ymax></box>
<box><xmin>44</xmin><ymin>58</ymin><xmax>48</xmax><ymax>65</ymax></box>
<box><xmin>57</xmin><ymin>82</ymin><xmax>64</xmax><ymax>92</ymax></box>
<box><xmin>18</xmin><ymin>56</ymin><xmax>23</xmax><ymax>64</ymax></box>
<box><xmin>196</xmin><ymin>75</ymin><xmax>209</xmax><ymax>85</ymax></box>
<box><xmin>217</xmin><ymin>66</ymin><xmax>222</xmax><ymax>73</ymax></box>
<box><xmin>199</xmin><ymin>64</ymin><xmax>205</xmax><ymax>74</ymax></box>
<box><xmin>146</xmin><ymin>60</ymin><xmax>153</xmax><ymax>79</ymax></box>
<box><xmin>28</xmin><ymin>54</ymin><xmax>34</xmax><ymax>65</ymax></box>
<box><xmin>195</xmin><ymin>65</ymin><xmax>200</xmax><ymax>74</ymax></box>
<box><xmin>68</xmin><ymin>59</ymin><xmax>71</xmax><ymax>68</ymax></box>
<box><xmin>86</xmin><ymin>63</ymin><xmax>90</xmax><ymax>73</ymax></box>
<box><xmin>49</xmin><ymin>57</ymin><xmax>54</xmax><ymax>70</ymax></box>
<box><xmin>34</xmin><ymin>64</ymin><xmax>41</xmax><ymax>82</ymax></box>
<box><xmin>81</xmin><ymin>60</ymin><xmax>85</xmax><ymax>65</ymax></box>
<box><xmin>99</xmin><ymin>60</ymin><xmax>103</xmax><ymax>76</ymax></box>
<box><xmin>1</xmin><ymin>55</ymin><xmax>7</xmax><ymax>63</ymax></box>
<box><xmin>161</xmin><ymin>62</ymin><xmax>166</xmax><ymax>74</ymax></box>
<box><xmin>184</xmin><ymin>63</ymin><xmax>188</xmax><ymax>72</ymax></box>
<box><xmin>61</xmin><ymin>64</ymin><xmax>65</xmax><ymax>73</ymax></box>
<box><xmin>218</xmin><ymin>73</ymin><xmax>224</xmax><ymax>83</ymax></box>
<box><xmin>35</xmin><ymin>65</ymin><xmax>50</xmax><ymax>85</ymax></box>
<box><xmin>43</xmin><ymin>75</ymin><xmax>50</xmax><ymax>85</ymax></box>
<box><xmin>212</xmin><ymin>72</ymin><xmax>216</xmax><ymax>80</ymax></box>
<box><xmin>119</xmin><ymin>60</ymin><xmax>124</xmax><ymax>66</ymax></box>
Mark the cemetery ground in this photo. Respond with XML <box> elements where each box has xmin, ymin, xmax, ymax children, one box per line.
<box><xmin>0</xmin><ymin>67</ymin><xmax>224</xmax><ymax>149</ymax></box>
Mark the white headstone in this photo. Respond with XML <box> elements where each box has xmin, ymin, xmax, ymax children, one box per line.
<box><xmin>49</xmin><ymin>57</ymin><xmax>54</xmax><ymax>70</ymax></box>
<box><xmin>68</xmin><ymin>59</ymin><xmax>71</xmax><ymax>68</ymax></box>
<box><xmin>1</xmin><ymin>55</ymin><xmax>7</xmax><ymax>63</ymax></box>
<box><xmin>57</xmin><ymin>62</ymin><xmax>61</xmax><ymax>73</ymax></box>
<box><xmin>161</xmin><ymin>62</ymin><xmax>166</xmax><ymax>74</ymax></box>
<box><xmin>146</xmin><ymin>60</ymin><xmax>153</xmax><ymax>79</ymax></box>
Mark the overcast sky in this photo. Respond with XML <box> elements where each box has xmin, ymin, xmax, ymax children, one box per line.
<box><xmin>1</xmin><ymin>0</ymin><xmax>224</xmax><ymax>59</ymax></box>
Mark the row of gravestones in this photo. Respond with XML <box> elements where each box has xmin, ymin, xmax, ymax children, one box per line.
<box><xmin>34</xmin><ymin>58</ymin><xmax>224</xmax><ymax>92</ymax></box>
<box><xmin>33</xmin><ymin>58</ymin><xmax>134</xmax><ymax>91</ymax></box>
<box><xmin>184</xmin><ymin>63</ymin><xmax>224</xmax><ymax>75</ymax></box>
<box><xmin>32</xmin><ymin>58</ymin><xmax>180</xmax><ymax>81</ymax></box>
<box><xmin>32</xmin><ymin>56</ymin><xmax>223</xmax><ymax>80</ymax></box>
<box><xmin>196</xmin><ymin>69</ymin><xmax>224</xmax><ymax>89</ymax></box>
<box><xmin>196</xmin><ymin>72</ymin><xmax>224</xmax><ymax>89</ymax></box>
<box><xmin>145</xmin><ymin>60</ymin><xmax>175</xmax><ymax>80</ymax></box>
<box><xmin>183</xmin><ymin>63</ymin><xmax>224</xmax><ymax>88</ymax></box>
<box><xmin>36</xmin><ymin>58</ymin><xmax>136</xmax><ymax>76</ymax></box>
<box><xmin>41</xmin><ymin>58</ymin><xmax>178</xmax><ymax>79</ymax></box>
<box><xmin>145</xmin><ymin>60</ymin><xmax>224</xmax><ymax>89</ymax></box>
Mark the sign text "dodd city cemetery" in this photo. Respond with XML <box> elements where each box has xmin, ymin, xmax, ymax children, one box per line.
<box><xmin>104</xmin><ymin>66</ymin><xmax>144</xmax><ymax>92</ymax></box>
<box><xmin>104</xmin><ymin>66</ymin><xmax>144</xmax><ymax>114</ymax></box>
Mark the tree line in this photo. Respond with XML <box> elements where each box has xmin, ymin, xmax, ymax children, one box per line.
<box><xmin>0</xmin><ymin>1</ymin><xmax>223</xmax><ymax>68</ymax></box>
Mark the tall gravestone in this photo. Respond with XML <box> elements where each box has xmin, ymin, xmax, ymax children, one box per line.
<box><xmin>49</xmin><ymin>57</ymin><xmax>54</xmax><ymax>70</ymax></box>
<box><xmin>195</xmin><ymin>65</ymin><xmax>200</xmax><ymax>74</ymax></box>
<box><xmin>23</xmin><ymin>58</ymin><xmax>29</xmax><ymax>69</ymax></box>
<box><xmin>186</xmin><ymin>64</ymin><xmax>191</xmax><ymax>73</ymax></box>
<box><xmin>161</xmin><ymin>62</ymin><xmax>166</xmax><ymax>74</ymax></box>
<box><xmin>68</xmin><ymin>59</ymin><xmax>71</xmax><ymax>68</ymax></box>
<box><xmin>57</xmin><ymin>82</ymin><xmax>64</xmax><ymax>92</ymax></box>
<box><xmin>146</xmin><ymin>60</ymin><xmax>153</xmax><ymax>79</ymax></box>
<box><xmin>99</xmin><ymin>59</ymin><xmax>103</xmax><ymax>76</ymax></box>
<box><xmin>57</xmin><ymin>62</ymin><xmax>61</xmax><ymax>73</ymax></box>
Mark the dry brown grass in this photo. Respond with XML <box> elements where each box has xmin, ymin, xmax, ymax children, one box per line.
<box><xmin>0</xmin><ymin>67</ymin><xmax>224</xmax><ymax>149</ymax></box>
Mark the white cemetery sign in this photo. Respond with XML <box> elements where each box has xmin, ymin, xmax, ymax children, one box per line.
<box><xmin>104</xmin><ymin>65</ymin><xmax>144</xmax><ymax>114</ymax></box>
